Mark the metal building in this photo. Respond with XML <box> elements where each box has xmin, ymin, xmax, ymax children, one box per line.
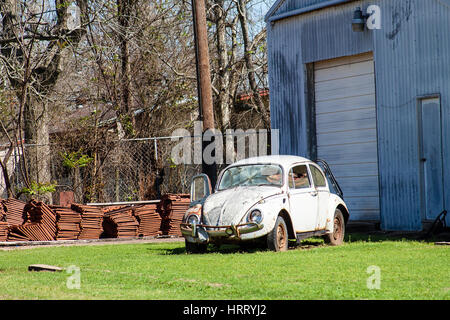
<box><xmin>265</xmin><ymin>0</ymin><xmax>450</xmax><ymax>230</ymax></box>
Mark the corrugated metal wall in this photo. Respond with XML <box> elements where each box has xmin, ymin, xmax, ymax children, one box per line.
<box><xmin>373</xmin><ymin>0</ymin><xmax>450</xmax><ymax>230</ymax></box>
<box><xmin>267</xmin><ymin>0</ymin><xmax>450</xmax><ymax>230</ymax></box>
<box><xmin>267</xmin><ymin>0</ymin><xmax>373</xmax><ymax>159</ymax></box>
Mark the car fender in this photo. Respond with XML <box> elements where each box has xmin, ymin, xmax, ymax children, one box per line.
<box><xmin>325</xmin><ymin>194</ymin><xmax>349</xmax><ymax>232</ymax></box>
<box><xmin>239</xmin><ymin>193</ymin><xmax>291</xmax><ymax>240</ymax></box>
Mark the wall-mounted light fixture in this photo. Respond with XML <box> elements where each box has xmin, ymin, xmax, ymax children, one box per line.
<box><xmin>352</xmin><ymin>7</ymin><xmax>369</xmax><ymax>32</ymax></box>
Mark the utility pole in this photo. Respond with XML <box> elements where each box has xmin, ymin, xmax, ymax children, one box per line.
<box><xmin>192</xmin><ymin>0</ymin><xmax>217</xmax><ymax>188</ymax></box>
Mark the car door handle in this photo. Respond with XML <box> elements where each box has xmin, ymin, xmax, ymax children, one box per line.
<box><xmin>310</xmin><ymin>191</ymin><xmax>318</xmax><ymax>197</ymax></box>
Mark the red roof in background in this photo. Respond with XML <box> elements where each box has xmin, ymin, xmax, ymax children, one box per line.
<box><xmin>237</xmin><ymin>88</ymin><xmax>269</xmax><ymax>102</ymax></box>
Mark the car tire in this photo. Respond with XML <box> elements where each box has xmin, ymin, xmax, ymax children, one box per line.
<box><xmin>267</xmin><ymin>216</ymin><xmax>288</xmax><ymax>252</ymax></box>
<box><xmin>324</xmin><ymin>208</ymin><xmax>345</xmax><ymax>246</ymax></box>
<box><xmin>185</xmin><ymin>240</ymin><xmax>208</xmax><ymax>254</ymax></box>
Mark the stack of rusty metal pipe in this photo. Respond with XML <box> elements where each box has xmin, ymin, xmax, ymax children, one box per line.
<box><xmin>7</xmin><ymin>200</ymin><xmax>57</xmax><ymax>241</ymax></box>
<box><xmin>51</xmin><ymin>206</ymin><xmax>82</xmax><ymax>240</ymax></box>
<box><xmin>0</xmin><ymin>194</ymin><xmax>191</xmax><ymax>242</ymax></box>
<box><xmin>7</xmin><ymin>225</ymin><xmax>32</xmax><ymax>241</ymax></box>
<box><xmin>102</xmin><ymin>206</ymin><xmax>139</xmax><ymax>238</ymax></box>
<box><xmin>0</xmin><ymin>201</ymin><xmax>6</xmax><ymax>220</ymax></box>
<box><xmin>1</xmin><ymin>198</ymin><xmax>26</xmax><ymax>226</ymax></box>
<box><xmin>159</xmin><ymin>194</ymin><xmax>190</xmax><ymax>236</ymax></box>
<box><xmin>0</xmin><ymin>202</ymin><xmax>6</xmax><ymax>241</ymax></box>
<box><xmin>25</xmin><ymin>200</ymin><xmax>58</xmax><ymax>237</ymax></box>
<box><xmin>133</xmin><ymin>204</ymin><xmax>162</xmax><ymax>237</ymax></box>
<box><xmin>0</xmin><ymin>222</ymin><xmax>8</xmax><ymax>241</ymax></box>
<box><xmin>71</xmin><ymin>204</ymin><xmax>104</xmax><ymax>240</ymax></box>
<box><xmin>102</xmin><ymin>206</ymin><xmax>127</xmax><ymax>214</ymax></box>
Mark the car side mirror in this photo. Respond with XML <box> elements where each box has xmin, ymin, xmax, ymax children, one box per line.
<box><xmin>190</xmin><ymin>174</ymin><xmax>212</xmax><ymax>206</ymax></box>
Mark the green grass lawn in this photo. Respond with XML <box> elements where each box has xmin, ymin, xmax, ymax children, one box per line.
<box><xmin>0</xmin><ymin>234</ymin><xmax>448</xmax><ymax>300</ymax></box>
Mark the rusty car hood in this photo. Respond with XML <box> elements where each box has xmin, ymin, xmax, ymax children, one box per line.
<box><xmin>202</xmin><ymin>186</ymin><xmax>282</xmax><ymax>226</ymax></box>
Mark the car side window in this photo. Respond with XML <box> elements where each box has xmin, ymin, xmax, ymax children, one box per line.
<box><xmin>289</xmin><ymin>165</ymin><xmax>311</xmax><ymax>189</ymax></box>
<box><xmin>310</xmin><ymin>165</ymin><xmax>326</xmax><ymax>187</ymax></box>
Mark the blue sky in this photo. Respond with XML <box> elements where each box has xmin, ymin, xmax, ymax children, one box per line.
<box><xmin>250</xmin><ymin>0</ymin><xmax>273</xmax><ymax>22</ymax></box>
<box><xmin>248</xmin><ymin>0</ymin><xmax>275</xmax><ymax>33</ymax></box>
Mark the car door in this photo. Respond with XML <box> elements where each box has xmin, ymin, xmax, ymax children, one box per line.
<box><xmin>309</xmin><ymin>164</ymin><xmax>330</xmax><ymax>230</ymax></box>
<box><xmin>287</xmin><ymin>164</ymin><xmax>318</xmax><ymax>232</ymax></box>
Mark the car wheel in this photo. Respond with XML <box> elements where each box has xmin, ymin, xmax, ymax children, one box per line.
<box><xmin>324</xmin><ymin>208</ymin><xmax>345</xmax><ymax>246</ymax></box>
<box><xmin>185</xmin><ymin>239</ymin><xmax>208</xmax><ymax>254</ymax></box>
<box><xmin>267</xmin><ymin>216</ymin><xmax>288</xmax><ymax>252</ymax></box>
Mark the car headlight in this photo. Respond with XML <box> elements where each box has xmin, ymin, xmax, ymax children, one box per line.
<box><xmin>247</xmin><ymin>209</ymin><xmax>263</xmax><ymax>224</ymax></box>
<box><xmin>187</xmin><ymin>214</ymin><xmax>200</xmax><ymax>225</ymax></box>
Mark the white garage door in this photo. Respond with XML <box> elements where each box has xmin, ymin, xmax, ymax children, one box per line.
<box><xmin>314</xmin><ymin>52</ymin><xmax>380</xmax><ymax>221</ymax></box>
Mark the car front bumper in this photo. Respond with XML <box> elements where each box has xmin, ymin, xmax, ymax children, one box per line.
<box><xmin>180</xmin><ymin>222</ymin><xmax>264</xmax><ymax>243</ymax></box>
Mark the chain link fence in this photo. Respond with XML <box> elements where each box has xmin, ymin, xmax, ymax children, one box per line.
<box><xmin>0</xmin><ymin>130</ymin><xmax>275</xmax><ymax>204</ymax></box>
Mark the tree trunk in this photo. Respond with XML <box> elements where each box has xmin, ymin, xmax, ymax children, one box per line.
<box><xmin>238</xmin><ymin>0</ymin><xmax>270</xmax><ymax>130</ymax></box>
<box><xmin>23</xmin><ymin>97</ymin><xmax>52</xmax><ymax>203</ymax></box>
<box><xmin>213</xmin><ymin>1</ymin><xmax>231</xmax><ymax>132</ymax></box>
<box><xmin>211</xmin><ymin>1</ymin><xmax>237</xmax><ymax>163</ymax></box>
<box><xmin>0</xmin><ymin>158</ymin><xmax>13</xmax><ymax>198</ymax></box>
<box><xmin>117</xmin><ymin>0</ymin><xmax>135</xmax><ymax>138</ymax></box>
<box><xmin>73</xmin><ymin>166</ymin><xmax>82</xmax><ymax>203</ymax></box>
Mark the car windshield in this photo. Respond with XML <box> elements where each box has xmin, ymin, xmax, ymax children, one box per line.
<box><xmin>218</xmin><ymin>164</ymin><xmax>283</xmax><ymax>190</ymax></box>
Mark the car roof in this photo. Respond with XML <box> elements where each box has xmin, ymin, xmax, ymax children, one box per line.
<box><xmin>230</xmin><ymin>155</ymin><xmax>312</xmax><ymax>169</ymax></box>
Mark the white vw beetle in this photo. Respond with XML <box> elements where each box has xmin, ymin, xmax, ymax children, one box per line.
<box><xmin>180</xmin><ymin>155</ymin><xmax>349</xmax><ymax>252</ymax></box>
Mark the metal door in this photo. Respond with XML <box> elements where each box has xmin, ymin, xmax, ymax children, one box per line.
<box><xmin>315</xmin><ymin>52</ymin><xmax>379</xmax><ymax>221</ymax></box>
<box><xmin>419</xmin><ymin>97</ymin><xmax>445</xmax><ymax>220</ymax></box>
